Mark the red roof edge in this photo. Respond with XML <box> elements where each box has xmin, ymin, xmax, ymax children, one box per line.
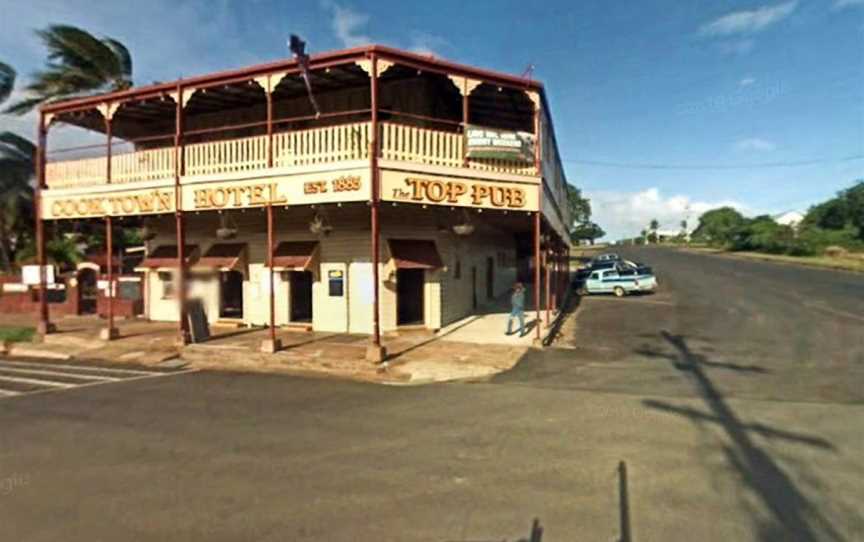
<box><xmin>40</xmin><ymin>44</ymin><xmax>543</xmax><ymax>115</ymax></box>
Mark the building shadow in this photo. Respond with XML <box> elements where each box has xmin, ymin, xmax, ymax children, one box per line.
<box><xmin>642</xmin><ymin>330</ymin><xmax>846</xmax><ymax>541</ymax></box>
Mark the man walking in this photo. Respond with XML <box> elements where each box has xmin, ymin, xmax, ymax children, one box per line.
<box><xmin>506</xmin><ymin>282</ymin><xmax>526</xmax><ymax>336</ymax></box>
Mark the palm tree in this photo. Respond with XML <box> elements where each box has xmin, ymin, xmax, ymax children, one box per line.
<box><xmin>5</xmin><ymin>25</ymin><xmax>132</xmax><ymax>115</ymax></box>
<box><xmin>0</xmin><ymin>63</ymin><xmax>35</xmax><ymax>272</ymax></box>
<box><xmin>0</xmin><ymin>62</ymin><xmax>14</xmax><ymax>104</ymax></box>
<box><xmin>0</xmin><ymin>132</ymin><xmax>35</xmax><ymax>271</ymax></box>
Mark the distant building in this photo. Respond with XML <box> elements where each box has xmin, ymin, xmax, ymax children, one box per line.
<box><xmin>655</xmin><ymin>229</ymin><xmax>688</xmax><ymax>243</ymax></box>
<box><xmin>773</xmin><ymin>211</ymin><xmax>805</xmax><ymax>229</ymax></box>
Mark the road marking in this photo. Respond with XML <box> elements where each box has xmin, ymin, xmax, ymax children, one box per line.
<box><xmin>0</xmin><ymin>374</ymin><xmax>75</xmax><ymax>388</ymax></box>
<box><xmin>0</xmin><ymin>360</ymin><xmax>197</xmax><ymax>401</ymax></box>
<box><xmin>0</xmin><ymin>359</ymin><xmax>156</xmax><ymax>376</ymax></box>
<box><xmin>0</xmin><ymin>366</ymin><xmax>120</xmax><ymax>381</ymax></box>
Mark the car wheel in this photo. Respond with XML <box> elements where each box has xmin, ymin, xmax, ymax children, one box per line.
<box><xmin>613</xmin><ymin>286</ymin><xmax>626</xmax><ymax>297</ymax></box>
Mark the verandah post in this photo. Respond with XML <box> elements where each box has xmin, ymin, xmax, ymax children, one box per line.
<box><xmin>534</xmin><ymin>211</ymin><xmax>541</xmax><ymax>343</ymax></box>
<box><xmin>100</xmin><ymin>215</ymin><xmax>118</xmax><ymax>340</ymax></box>
<box><xmin>261</xmin><ymin>203</ymin><xmax>281</xmax><ymax>353</ymax></box>
<box><xmin>35</xmin><ymin>112</ymin><xmax>54</xmax><ymax>336</ymax></box>
<box><xmin>174</xmin><ymin>84</ymin><xmax>190</xmax><ymax>345</ymax></box>
<box><xmin>366</xmin><ymin>52</ymin><xmax>387</xmax><ymax>363</ymax></box>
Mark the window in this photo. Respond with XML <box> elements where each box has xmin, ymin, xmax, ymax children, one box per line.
<box><xmin>590</xmin><ymin>272</ymin><xmax>600</xmax><ymax>280</ymax></box>
<box><xmin>118</xmin><ymin>281</ymin><xmax>142</xmax><ymax>301</ymax></box>
<box><xmin>158</xmin><ymin>271</ymin><xmax>176</xmax><ymax>299</ymax></box>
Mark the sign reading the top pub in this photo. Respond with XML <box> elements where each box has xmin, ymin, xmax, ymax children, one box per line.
<box><xmin>380</xmin><ymin>170</ymin><xmax>539</xmax><ymax>211</ymax></box>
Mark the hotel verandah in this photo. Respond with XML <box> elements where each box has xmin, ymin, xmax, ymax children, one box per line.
<box><xmin>33</xmin><ymin>45</ymin><xmax>571</xmax><ymax>360</ymax></box>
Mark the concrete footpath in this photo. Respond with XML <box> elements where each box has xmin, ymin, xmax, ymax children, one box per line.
<box><xmin>1</xmin><ymin>292</ymin><xmax>572</xmax><ymax>384</ymax></box>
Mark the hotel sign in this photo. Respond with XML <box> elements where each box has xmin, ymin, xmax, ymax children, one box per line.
<box><xmin>380</xmin><ymin>170</ymin><xmax>539</xmax><ymax>211</ymax></box>
<box><xmin>182</xmin><ymin>169</ymin><xmax>369</xmax><ymax>210</ymax></box>
<box><xmin>41</xmin><ymin>188</ymin><xmax>175</xmax><ymax>219</ymax></box>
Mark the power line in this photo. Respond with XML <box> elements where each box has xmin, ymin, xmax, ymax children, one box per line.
<box><xmin>561</xmin><ymin>154</ymin><xmax>864</xmax><ymax>170</ymax></box>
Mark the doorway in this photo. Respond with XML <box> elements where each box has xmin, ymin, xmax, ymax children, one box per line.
<box><xmin>486</xmin><ymin>256</ymin><xmax>495</xmax><ymax>300</ymax></box>
<box><xmin>289</xmin><ymin>271</ymin><xmax>313</xmax><ymax>323</ymax></box>
<box><xmin>397</xmin><ymin>268</ymin><xmax>425</xmax><ymax>325</ymax></box>
<box><xmin>219</xmin><ymin>270</ymin><xmax>244</xmax><ymax>318</ymax></box>
<box><xmin>77</xmin><ymin>268</ymin><xmax>98</xmax><ymax>314</ymax></box>
<box><xmin>471</xmin><ymin>266</ymin><xmax>478</xmax><ymax>309</ymax></box>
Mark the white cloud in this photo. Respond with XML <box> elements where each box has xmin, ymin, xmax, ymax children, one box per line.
<box><xmin>699</xmin><ymin>1</ymin><xmax>798</xmax><ymax>37</ymax></box>
<box><xmin>587</xmin><ymin>188</ymin><xmax>745</xmax><ymax>240</ymax></box>
<box><xmin>834</xmin><ymin>0</ymin><xmax>864</xmax><ymax>9</ymax></box>
<box><xmin>734</xmin><ymin>137</ymin><xmax>777</xmax><ymax>152</ymax></box>
<box><xmin>717</xmin><ymin>38</ymin><xmax>755</xmax><ymax>56</ymax></box>
<box><xmin>739</xmin><ymin>77</ymin><xmax>756</xmax><ymax>87</ymax></box>
<box><xmin>322</xmin><ymin>2</ymin><xmax>371</xmax><ymax>48</ymax></box>
<box><xmin>408</xmin><ymin>32</ymin><xmax>451</xmax><ymax>57</ymax></box>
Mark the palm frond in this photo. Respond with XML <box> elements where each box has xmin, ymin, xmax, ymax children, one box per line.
<box><xmin>7</xmin><ymin>25</ymin><xmax>134</xmax><ymax>115</ymax></box>
<box><xmin>103</xmin><ymin>38</ymin><xmax>133</xmax><ymax>89</ymax></box>
<box><xmin>0</xmin><ymin>61</ymin><xmax>15</xmax><ymax>105</ymax></box>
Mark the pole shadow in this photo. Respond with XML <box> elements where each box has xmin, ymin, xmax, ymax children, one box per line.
<box><xmin>641</xmin><ymin>330</ymin><xmax>845</xmax><ymax>541</ymax></box>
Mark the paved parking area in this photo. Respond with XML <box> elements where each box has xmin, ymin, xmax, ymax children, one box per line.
<box><xmin>0</xmin><ymin>358</ymin><xmax>192</xmax><ymax>400</ymax></box>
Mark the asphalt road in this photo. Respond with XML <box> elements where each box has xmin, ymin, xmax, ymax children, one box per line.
<box><xmin>1</xmin><ymin>247</ymin><xmax>862</xmax><ymax>541</ymax></box>
<box><xmin>504</xmin><ymin>247</ymin><xmax>864</xmax><ymax>403</ymax></box>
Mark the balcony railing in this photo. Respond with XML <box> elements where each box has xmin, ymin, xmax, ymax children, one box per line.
<box><xmin>44</xmin><ymin>121</ymin><xmax>536</xmax><ymax>189</ymax></box>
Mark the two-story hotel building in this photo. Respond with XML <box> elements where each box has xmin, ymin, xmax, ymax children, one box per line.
<box><xmin>34</xmin><ymin>45</ymin><xmax>571</xmax><ymax>360</ymax></box>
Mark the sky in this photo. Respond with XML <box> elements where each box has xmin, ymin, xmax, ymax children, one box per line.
<box><xmin>1</xmin><ymin>0</ymin><xmax>862</xmax><ymax>239</ymax></box>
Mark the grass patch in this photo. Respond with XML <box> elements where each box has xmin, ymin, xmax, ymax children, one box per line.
<box><xmin>681</xmin><ymin>247</ymin><xmax>864</xmax><ymax>273</ymax></box>
<box><xmin>0</xmin><ymin>326</ymin><xmax>36</xmax><ymax>343</ymax></box>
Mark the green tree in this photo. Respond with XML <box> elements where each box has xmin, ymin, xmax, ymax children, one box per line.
<box><xmin>840</xmin><ymin>181</ymin><xmax>864</xmax><ymax>240</ymax></box>
<box><xmin>733</xmin><ymin>215</ymin><xmax>796</xmax><ymax>254</ymax></box>
<box><xmin>570</xmin><ymin>222</ymin><xmax>605</xmax><ymax>245</ymax></box>
<box><xmin>804</xmin><ymin>198</ymin><xmax>847</xmax><ymax>230</ymax></box>
<box><xmin>5</xmin><ymin>25</ymin><xmax>132</xmax><ymax>114</ymax></box>
<box><xmin>692</xmin><ymin>207</ymin><xmax>746</xmax><ymax>246</ymax></box>
<box><xmin>566</xmin><ymin>184</ymin><xmax>591</xmax><ymax>228</ymax></box>
<box><xmin>0</xmin><ymin>132</ymin><xmax>35</xmax><ymax>272</ymax></box>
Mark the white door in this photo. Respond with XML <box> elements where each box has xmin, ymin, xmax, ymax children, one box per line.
<box><xmin>349</xmin><ymin>260</ymin><xmax>374</xmax><ymax>334</ymax></box>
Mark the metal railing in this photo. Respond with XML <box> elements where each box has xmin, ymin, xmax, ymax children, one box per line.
<box><xmin>44</xmin><ymin>121</ymin><xmax>536</xmax><ymax>188</ymax></box>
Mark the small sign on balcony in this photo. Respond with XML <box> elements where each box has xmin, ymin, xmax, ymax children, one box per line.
<box><xmin>466</xmin><ymin>126</ymin><xmax>535</xmax><ymax>163</ymax></box>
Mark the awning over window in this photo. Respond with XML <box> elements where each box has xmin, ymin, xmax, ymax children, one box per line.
<box><xmin>194</xmin><ymin>243</ymin><xmax>247</xmax><ymax>271</ymax></box>
<box><xmin>137</xmin><ymin>245</ymin><xmax>199</xmax><ymax>269</ymax></box>
<box><xmin>271</xmin><ymin>241</ymin><xmax>319</xmax><ymax>271</ymax></box>
<box><xmin>387</xmin><ymin>239</ymin><xmax>443</xmax><ymax>269</ymax></box>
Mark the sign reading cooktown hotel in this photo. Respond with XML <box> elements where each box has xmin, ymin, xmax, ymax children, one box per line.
<box><xmin>41</xmin><ymin>169</ymin><xmax>371</xmax><ymax>219</ymax></box>
<box><xmin>379</xmin><ymin>170</ymin><xmax>539</xmax><ymax>211</ymax></box>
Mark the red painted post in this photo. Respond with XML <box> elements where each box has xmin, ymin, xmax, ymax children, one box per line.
<box><xmin>367</xmin><ymin>53</ymin><xmax>386</xmax><ymax>363</ymax></box>
<box><xmin>105</xmin><ymin>107</ymin><xmax>113</xmax><ymax>184</ymax></box>
<box><xmin>266</xmin><ymin>81</ymin><xmax>274</xmax><ymax>169</ymax></box>
<box><xmin>544</xmin><ymin>247</ymin><xmax>551</xmax><ymax>325</ymax></box>
<box><xmin>534</xmin><ymin>212</ymin><xmax>541</xmax><ymax>342</ymax></box>
<box><xmin>551</xmin><ymin>245</ymin><xmax>557</xmax><ymax>314</ymax></box>
<box><xmin>462</xmin><ymin>83</ymin><xmax>469</xmax><ymax>167</ymax></box>
<box><xmin>35</xmin><ymin>113</ymin><xmax>53</xmax><ymax>336</ymax></box>
<box><xmin>102</xmin><ymin>215</ymin><xmax>117</xmax><ymax>340</ymax></box>
<box><xmin>262</xmin><ymin>203</ymin><xmax>281</xmax><ymax>352</ymax></box>
<box><xmin>174</xmin><ymin>85</ymin><xmax>190</xmax><ymax>345</ymax></box>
